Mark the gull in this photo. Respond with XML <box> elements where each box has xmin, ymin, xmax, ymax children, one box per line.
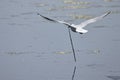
<box><xmin>37</xmin><ymin>11</ymin><xmax>111</xmax><ymax>34</ymax></box>
<box><xmin>37</xmin><ymin>11</ymin><xmax>111</xmax><ymax>62</ymax></box>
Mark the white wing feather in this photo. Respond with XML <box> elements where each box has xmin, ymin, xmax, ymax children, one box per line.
<box><xmin>76</xmin><ymin>11</ymin><xmax>111</xmax><ymax>28</ymax></box>
<box><xmin>37</xmin><ymin>11</ymin><xmax>111</xmax><ymax>34</ymax></box>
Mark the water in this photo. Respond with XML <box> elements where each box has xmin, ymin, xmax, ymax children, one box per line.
<box><xmin>0</xmin><ymin>0</ymin><xmax>120</xmax><ymax>80</ymax></box>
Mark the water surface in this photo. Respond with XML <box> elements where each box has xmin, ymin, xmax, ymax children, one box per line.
<box><xmin>0</xmin><ymin>0</ymin><xmax>120</xmax><ymax>80</ymax></box>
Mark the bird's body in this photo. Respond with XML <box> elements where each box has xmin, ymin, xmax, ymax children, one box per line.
<box><xmin>69</xmin><ymin>24</ymin><xmax>88</xmax><ymax>34</ymax></box>
<box><xmin>37</xmin><ymin>11</ymin><xmax>111</xmax><ymax>34</ymax></box>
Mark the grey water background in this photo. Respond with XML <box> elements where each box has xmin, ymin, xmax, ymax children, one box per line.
<box><xmin>0</xmin><ymin>0</ymin><xmax>120</xmax><ymax>80</ymax></box>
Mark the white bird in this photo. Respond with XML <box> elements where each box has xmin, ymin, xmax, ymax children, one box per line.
<box><xmin>37</xmin><ymin>11</ymin><xmax>111</xmax><ymax>34</ymax></box>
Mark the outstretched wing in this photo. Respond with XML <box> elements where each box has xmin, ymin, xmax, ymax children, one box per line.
<box><xmin>37</xmin><ymin>13</ymin><xmax>71</xmax><ymax>26</ymax></box>
<box><xmin>76</xmin><ymin>11</ymin><xmax>111</xmax><ymax>28</ymax></box>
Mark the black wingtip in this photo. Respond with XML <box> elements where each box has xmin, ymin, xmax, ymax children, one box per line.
<box><xmin>37</xmin><ymin>13</ymin><xmax>46</xmax><ymax>18</ymax></box>
<box><xmin>37</xmin><ymin>13</ymin><xmax>57</xmax><ymax>22</ymax></box>
<box><xmin>37</xmin><ymin>13</ymin><xmax>42</xmax><ymax>16</ymax></box>
<box><xmin>37</xmin><ymin>13</ymin><xmax>39</xmax><ymax>15</ymax></box>
<box><xmin>107</xmin><ymin>11</ymin><xmax>111</xmax><ymax>15</ymax></box>
<box><xmin>103</xmin><ymin>11</ymin><xmax>111</xmax><ymax>18</ymax></box>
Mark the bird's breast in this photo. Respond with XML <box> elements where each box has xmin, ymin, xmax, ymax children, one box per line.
<box><xmin>76</xmin><ymin>28</ymin><xmax>88</xmax><ymax>33</ymax></box>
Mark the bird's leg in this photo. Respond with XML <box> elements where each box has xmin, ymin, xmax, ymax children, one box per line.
<box><xmin>68</xmin><ymin>26</ymin><xmax>76</xmax><ymax>33</ymax></box>
<box><xmin>67</xmin><ymin>27</ymin><xmax>76</xmax><ymax>62</ymax></box>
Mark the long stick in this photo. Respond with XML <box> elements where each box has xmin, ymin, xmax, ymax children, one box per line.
<box><xmin>68</xmin><ymin>27</ymin><xmax>76</xmax><ymax>62</ymax></box>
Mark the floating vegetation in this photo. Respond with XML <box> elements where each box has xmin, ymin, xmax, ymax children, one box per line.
<box><xmin>2</xmin><ymin>49</ymin><xmax>101</xmax><ymax>57</ymax></box>
<box><xmin>62</xmin><ymin>0</ymin><xmax>75</xmax><ymax>4</ymax></box>
<box><xmin>88</xmin><ymin>49</ymin><xmax>101</xmax><ymax>54</ymax></box>
<box><xmin>69</xmin><ymin>14</ymin><xmax>93</xmax><ymax>20</ymax></box>
<box><xmin>20</xmin><ymin>12</ymin><xmax>35</xmax><ymax>15</ymax></box>
<box><xmin>62</xmin><ymin>5</ymin><xmax>89</xmax><ymax>9</ymax></box>
<box><xmin>104</xmin><ymin>0</ymin><xmax>113</xmax><ymax>2</ymax></box>
<box><xmin>47</xmin><ymin>0</ymin><xmax>91</xmax><ymax>11</ymax></box>
<box><xmin>6</xmin><ymin>51</ymin><xmax>25</xmax><ymax>55</ymax></box>
<box><xmin>55</xmin><ymin>51</ymin><xmax>72</xmax><ymax>54</ymax></box>
<box><xmin>92</xmin><ymin>49</ymin><xmax>100</xmax><ymax>54</ymax></box>
<box><xmin>48</xmin><ymin>7</ymin><xmax>58</xmax><ymax>11</ymax></box>
<box><xmin>80</xmin><ymin>49</ymin><xmax>101</xmax><ymax>55</ymax></box>
<box><xmin>54</xmin><ymin>49</ymin><xmax>82</xmax><ymax>54</ymax></box>
<box><xmin>47</xmin><ymin>5</ymin><xmax>89</xmax><ymax>12</ymax></box>
<box><xmin>54</xmin><ymin>49</ymin><xmax>101</xmax><ymax>55</ymax></box>
<box><xmin>62</xmin><ymin>0</ymin><xmax>91</xmax><ymax>9</ymax></box>
<box><xmin>4</xmin><ymin>51</ymin><xmax>39</xmax><ymax>56</ymax></box>
<box><xmin>63</xmin><ymin>0</ymin><xmax>91</xmax><ymax>5</ymax></box>
<box><xmin>34</xmin><ymin>3</ymin><xmax>47</xmax><ymax>7</ymax></box>
<box><xmin>63</xmin><ymin>0</ymin><xmax>73</xmax><ymax>4</ymax></box>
